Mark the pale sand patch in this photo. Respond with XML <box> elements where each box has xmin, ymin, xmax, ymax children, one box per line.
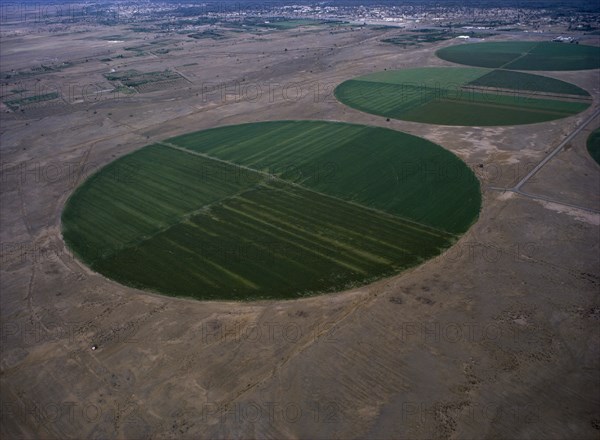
<box><xmin>496</xmin><ymin>190</ymin><xmax>516</xmax><ymax>200</ymax></box>
<box><xmin>535</xmin><ymin>199</ymin><xmax>600</xmax><ymax>225</ymax></box>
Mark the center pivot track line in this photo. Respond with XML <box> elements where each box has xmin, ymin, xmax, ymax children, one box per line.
<box><xmin>498</xmin><ymin>42</ymin><xmax>540</xmax><ymax>69</ymax></box>
<box><xmin>157</xmin><ymin>141</ymin><xmax>457</xmax><ymax>238</ymax></box>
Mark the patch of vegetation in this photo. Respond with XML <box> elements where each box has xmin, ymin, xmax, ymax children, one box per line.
<box><xmin>383</xmin><ymin>29</ymin><xmax>497</xmax><ymax>47</ymax></box>
<box><xmin>153</xmin><ymin>47</ymin><xmax>182</xmax><ymax>54</ymax></box>
<box><xmin>370</xmin><ymin>25</ymin><xmax>398</xmax><ymax>30</ymax></box>
<box><xmin>103</xmin><ymin>69</ymin><xmax>140</xmax><ymax>81</ymax></box>
<box><xmin>103</xmin><ymin>69</ymin><xmax>182</xmax><ymax>89</ymax></box>
<box><xmin>397</xmin><ymin>95</ymin><xmax>588</xmax><ymax>126</ymax></box>
<box><xmin>4</xmin><ymin>92</ymin><xmax>60</xmax><ymax>110</ymax></box>
<box><xmin>2</xmin><ymin>62</ymin><xmax>73</xmax><ymax>80</ymax></box>
<box><xmin>335</xmin><ymin>67</ymin><xmax>591</xmax><ymax>126</ymax></box>
<box><xmin>382</xmin><ymin>29</ymin><xmax>454</xmax><ymax>46</ymax></box>
<box><xmin>113</xmin><ymin>86</ymin><xmax>137</xmax><ymax>95</ymax></box>
<box><xmin>437</xmin><ymin>41</ymin><xmax>600</xmax><ymax>70</ymax></box>
<box><xmin>587</xmin><ymin>127</ymin><xmax>600</xmax><ymax>166</ymax></box>
<box><xmin>62</xmin><ymin>121</ymin><xmax>480</xmax><ymax>300</ymax></box>
<box><xmin>124</xmin><ymin>40</ymin><xmax>174</xmax><ymax>52</ymax></box>
<box><xmin>507</xmin><ymin>42</ymin><xmax>600</xmax><ymax>70</ymax></box>
<box><xmin>99</xmin><ymin>35</ymin><xmax>128</xmax><ymax>40</ymax></box>
<box><xmin>188</xmin><ymin>30</ymin><xmax>225</xmax><ymax>40</ymax></box>
<box><xmin>467</xmin><ymin>69</ymin><xmax>590</xmax><ymax>96</ymax></box>
<box><xmin>437</xmin><ymin>41</ymin><xmax>537</xmax><ymax>68</ymax></box>
<box><xmin>169</xmin><ymin>121</ymin><xmax>481</xmax><ymax>234</ymax></box>
<box><xmin>129</xmin><ymin>27</ymin><xmax>157</xmax><ymax>33</ymax></box>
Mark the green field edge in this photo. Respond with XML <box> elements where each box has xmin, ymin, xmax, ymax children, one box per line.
<box><xmin>587</xmin><ymin>127</ymin><xmax>600</xmax><ymax>166</ymax></box>
<box><xmin>60</xmin><ymin>144</ymin><xmax>156</xmax><ymax>266</ymax></box>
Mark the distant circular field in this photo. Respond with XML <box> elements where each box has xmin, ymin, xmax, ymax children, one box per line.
<box><xmin>587</xmin><ymin>127</ymin><xmax>600</xmax><ymax>166</ymax></box>
<box><xmin>436</xmin><ymin>41</ymin><xmax>600</xmax><ymax>70</ymax></box>
<box><xmin>334</xmin><ymin>67</ymin><xmax>591</xmax><ymax>126</ymax></box>
<box><xmin>62</xmin><ymin>121</ymin><xmax>481</xmax><ymax>300</ymax></box>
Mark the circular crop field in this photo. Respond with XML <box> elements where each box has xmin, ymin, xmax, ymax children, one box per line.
<box><xmin>587</xmin><ymin>127</ymin><xmax>600</xmax><ymax>166</ymax></box>
<box><xmin>62</xmin><ymin>121</ymin><xmax>481</xmax><ymax>300</ymax></box>
<box><xmin>335</xmin><ymin>67</ymin><xmax>591</xmax><ymax>126</ymax></box>
<box><xmin>436</xmin><ymin>41</ymin><xmax>600</xmax><ymax>70</ymax></box>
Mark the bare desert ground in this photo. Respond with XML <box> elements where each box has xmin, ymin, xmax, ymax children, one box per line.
<box><xmin>1</xmin><ymin>20</ymin><xmax>599</xmax><ymax>439</ymax></box>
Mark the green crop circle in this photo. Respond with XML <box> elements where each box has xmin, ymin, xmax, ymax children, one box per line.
<box><xmin>335</xmin><ymin>67</ymin><xmax>591</xmax><ymax>126</ymax></box>
<box><xmin>62</xmin><ymin>121</ymin><xmax>481</xmax><ymax>300</ymax></box>
<box><xmin>436</xmin><ymin>41</ymin><xmax>600</xmax><ymax>71</ymax></box>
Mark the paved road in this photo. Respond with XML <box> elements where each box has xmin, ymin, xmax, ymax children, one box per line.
<box><xmin>489</xmin><ymin>107</ymin><xmax>600</xmax><ymax>214</ymax></box>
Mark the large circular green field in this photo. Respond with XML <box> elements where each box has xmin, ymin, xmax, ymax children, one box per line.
<box><xmin>62</xmin><ymin>121</ymin><xmax>481</xmax><ymax>300</ymax></box>
<box><xmin>436</xmin><ymin>41</ymin><xmax>600</xmax><ymax>70</ymax></box>
<box><xmin>334</xmin><ymin>67</ymin><xmax>591</xmax><ymax>126</ymax></box>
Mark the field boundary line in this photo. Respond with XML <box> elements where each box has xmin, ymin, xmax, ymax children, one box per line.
<box><xmin>158</xmin><ymin>141</ymin><xmax>459</xmax><ymax>238</ymax></box>
<box><xmin>439</xmin><ymin>97</ymin><xmax>584</xmax><ymax>116</ymax></box>
<box><xmin>88</xmin><ymin>185</ymin><xmax>271</xmax><ymax>263</ymax></box>
<box><xmin>353</xmin><ymin>78</ymin><xmax>591</xmax><ymax>102</ymax></box>
<box><xmin>460</xmin><ymin>85</ymin><xmax>592</xmax><ymax>102</ymax></box>
<box><xmin>498</xmin><ymin>42</ymin><xmax>540</xmax><ymax>69</ymax></box>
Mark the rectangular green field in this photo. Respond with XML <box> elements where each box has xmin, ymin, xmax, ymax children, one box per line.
<box><xmin>4</xmin><ymin>92</ymin><xmax>60</xmax><ymax>109</ymax></box>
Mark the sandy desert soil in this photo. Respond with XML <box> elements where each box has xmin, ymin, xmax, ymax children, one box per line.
<box><xmin>1</xmin><ymin>22</ymin><xmax>599</xmax><ymax>439</ymax></box>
